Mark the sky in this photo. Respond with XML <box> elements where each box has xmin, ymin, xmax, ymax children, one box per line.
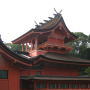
<box><xmin>0</xmin><ymin>0</ymin><xmax>90</xmax><ymax>43</ymax></box>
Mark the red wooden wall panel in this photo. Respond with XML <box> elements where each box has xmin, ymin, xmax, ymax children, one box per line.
<box><xmin>0</xmin><ymin>79</ymin><xmax>9</xmax><ymax>90</ymax></box>
<box><xmin>0</xmin><ymin>55</ymin><xmax>20</xmax><ymax>90</ymax></box>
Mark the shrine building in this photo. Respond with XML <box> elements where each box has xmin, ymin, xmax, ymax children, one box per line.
<box><xmin>0</xmin><ymin>11</ymin><xmax>90</xmax><ymax>90</ymax></box>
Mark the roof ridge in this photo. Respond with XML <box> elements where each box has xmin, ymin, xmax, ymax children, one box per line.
<box><xmin>34</xmin><ymin>13</ymin><xmax>62</xmax><ymax>30</ymax></box>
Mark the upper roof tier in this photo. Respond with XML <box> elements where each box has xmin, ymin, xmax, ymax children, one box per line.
<box><xmin>12</xmin><ymin>12</ymin><xmax>77</xmax><ymax>44</ymax></box>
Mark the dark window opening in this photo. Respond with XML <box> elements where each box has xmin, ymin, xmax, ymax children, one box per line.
<box><xmin>80</xmin><ymin>84</ymin><xmax>88</xmax><ymax>88</ymax></box>
<box><xmin>21</xmin><ymin>80</ymin><xmax>34</xmax><ymax>89</ymax></box>
<box><xmin>0</xmin><ymin>70</ymin><xmax>8</xmax><ymax>79</ymax></box>
<box><xmin>21</xmin><ymin>80</ymin><xmax>30</xmax><ymax>88</ymax></box>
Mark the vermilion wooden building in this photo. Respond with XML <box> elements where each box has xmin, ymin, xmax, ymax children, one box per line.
<box><xmin>0</xmin><ymin>12</ymin><xmax>90</xmax><ymax>90</ymax></box>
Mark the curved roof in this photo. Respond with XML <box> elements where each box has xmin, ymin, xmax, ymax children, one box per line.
<box><xmin>34</xmin><ymin>13</ymin><xmax>62</xmax><ymax>30</ymax></box>
<box><xmin>12</xmin><ymin>13</ymin><xmax>77</xmax><ymax>44</ymax></box>
<box><xmin>21</xmin><ymin>75</ymin><xmax>90</xmax><ymax>80</ymax></box>
<box><xmin>1</xmin><ymin>39</ymin><xmax>90</xmax><ymax>68</ymax></box>
<box><xmin>32</xmin><ymin>52</ymin><xmax>90</xmax><ymax>66</ymax></box>
<box><xmin>0</xmin><ymin>39</ymin><xmax>32</xmax><ymax>68</ymax></box>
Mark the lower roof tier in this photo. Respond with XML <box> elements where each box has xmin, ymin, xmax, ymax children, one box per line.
<box><xmin>0</xmin><ymin>38</ymin><xmax>90</xmax><ymax>69</ymax></box>
<box><xmin>21</xmin><ymin>75</ymin><xmax>90</xmax><ymax>80</ymax></box>
<box><xmin>32</xmin><ymin>52</ymin><xmax>90</xmax><ymax>66</ymax></box>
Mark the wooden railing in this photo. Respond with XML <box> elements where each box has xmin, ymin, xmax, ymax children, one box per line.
<box><xmin>38</xmin><ymin>41</ymin><xmax>63</xmax><ymax>48</ymax></box>
<box><xmin>38</xmin><ymin>41</ymin><xmax>72</xmax><ymax>50</ymax></box>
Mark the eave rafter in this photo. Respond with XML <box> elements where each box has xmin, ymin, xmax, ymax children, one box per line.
<box><xmin>0</xmin><ymin>40</ymin><xmax>32</xmax><ymax>68</ymax></box>
<box><xmin>32</xmin><ymin>55</ymin><xmax>90</xmax><ymax>66</ymax></box>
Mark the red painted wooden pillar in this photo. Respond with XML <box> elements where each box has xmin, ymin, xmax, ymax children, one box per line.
<box><xmin>22</xmin><ymin>44</ymin><xmax>24</xmax><ymax>52</ymax></box>
<box><xmin>46</xmin><ymin>80</ymin><xmax>49</xmax><ymax>89</ymax></box>
<box><xmin>34</xmin><ymin>80</ymin><xmax>36</xmax><ymax>90</ymax></box>
<box><xmin>78</xmin><ymin>81</ymin><xmax>80</xmax><ymax>89</ymax></box>
<box><xmin>30</xmin><ymin>40</ymin><xmax>33</xmax><ymax>50</ymax></box>
<box><xmin>88</xmin><ymin>83</ymin><xmax>90</xmax><ymax>88</ymax></box>
<box><xmin>69</xmin><ymin>81</ymin><xmax>70</xmax><ymax>88</ymax></box>
<box><xmin>28</xmin><ymin>43</ymin><xmax>31</xmax><ymax>52</ymax></box>
<box><xmin>35</xmin><ymin>38</ymin><xmax>38</xmax><ymax>50</ymax></box>
<box><xmin>26</xmin><ymin>43</ymin><xmax>28</xmax><ymax>52</ymax></box>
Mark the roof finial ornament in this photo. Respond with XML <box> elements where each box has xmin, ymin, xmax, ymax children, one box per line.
<box><xmin>54</xmin><ymin>8</ymin><xmax>58</xmax><ymax>14</ymax></box>
<box><xmin>34</xmin><ymin>21</ymin><xmax>38</xmax><ymax>25</ymax></box>
<box><xmin>0</xmin><ymin>34</ymin><xmax>1</xmax><ymax>39</ymax></box>
<box><xmin>44</xmin><ymin>20</ymin><xmax>49</xmax><ymax>23</ymax></box>
<box><xmin>59</xmin><ymin>10</ymin><xmax>62</xmax><ymax>14</ymax></box>
<box><xmin>0</xmin><ymin>34</ymin><xmax>2</xmax><ymax>41</ymax></box>
<box><xmin>34</xmin><ymin>21</ymin><xmax>39</xmax><ymax>28</ymax></box>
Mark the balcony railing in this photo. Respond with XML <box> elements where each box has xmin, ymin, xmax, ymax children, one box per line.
<box><xmin>38</xmin><ymin>41</ymin><xmax>72</xmax><ymax>49</ymax></box>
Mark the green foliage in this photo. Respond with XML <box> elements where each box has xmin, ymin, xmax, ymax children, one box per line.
<box><xmin>83</xmin><ymin>48</ymin><xmax>90</xmax><ymax>59</ymax></box>
<box><xmin>88</xmin><ymin>35</ymin><xmax>90</xmax><ymax>43</ymax></box>
<box><xmin>85</xmin><ymin>67</ymin><xmax>90</xmax><ymax>76</ymax></box>
<box><xmin>68</xmin><ymin>32</ymin><xmax>90</xmax><ymax>76</ymax></box>
<box><xmin>69</xmin><ymin>32</ymin><xmax>90</xmax><ymax>59</ymax></box>
<box><xmin>6</xmin><ymin>43</ymin><xmax>22</xmax><ymax>51</ymax></box>
<box><xmin>4</xmin><ymin>32</ymin><xmax>90</xmax><ymax>75</ymax></box>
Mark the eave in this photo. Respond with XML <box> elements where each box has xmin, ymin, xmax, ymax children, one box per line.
<box><xmin>21</xmin><ymin>75</ymin><xmax>90</xmax><ymax>80</ymax></box>
<box><xmin>12</xmin><ymin>13</ymin><xmax>77</xmax><ymax>44</ymax></box>
<box><xmin>0</xmin><ymin>39</ymin><xmax>90</xmax><ymax>68</ymax></box>
<box><xmin>0</xmin><ymin>39</ymin><xmax>32</xmax><ymax>68</ymax></box>
<box><xmin>32</xmin><ymin>52</ymin><xmax>90</xmax><ymax>66</ymax></box>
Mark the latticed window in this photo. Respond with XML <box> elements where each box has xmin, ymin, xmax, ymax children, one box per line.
<box><xmin>49</xmin><ymin>83</ymin><xmax>57</xmax><ymax>88</ymax></box>
<box><xmin>37</xmin><ymin>82</ymin><xmax>46</xmax><ymax>88</ymax></box>
<box><xmin>60</xmin><ymin>84</ymin><xmax>69</xmax><ymax>88</ymax></box>
<box><xmin>0</xmin><ymin>70</ymin><xmax>8</xmax><ymax>79</ymax></box>
<box><xmin>70</xmin><ymin>84</ymin><xmax>78</xmax><ymax>88</ymax></box>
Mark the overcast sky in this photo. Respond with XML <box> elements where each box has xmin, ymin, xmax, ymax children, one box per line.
<box><xmin>0</xmin><ymin>0</ymin><xmax>90</xmax><ymax>42</ymax></box>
